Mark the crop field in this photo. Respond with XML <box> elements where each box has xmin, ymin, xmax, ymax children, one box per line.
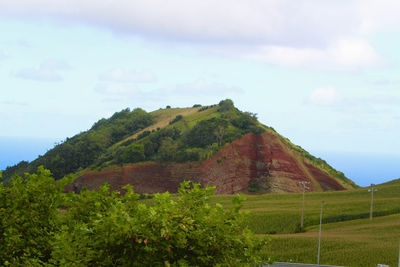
<box><xmin>210</xmin><ymin>179</ymin><xmax>400</xmax><ymax>266</ymax></box>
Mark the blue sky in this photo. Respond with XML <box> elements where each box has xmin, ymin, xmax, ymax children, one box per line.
<box><xmin>1</xmin><ymin>0</ymin><xmax>399</xmax><ymax>186</ymax></box>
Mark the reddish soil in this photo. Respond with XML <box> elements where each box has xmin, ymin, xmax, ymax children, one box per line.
<box><xmin>66</xmin><ymin>132</ymin><xmax>346</xmax><ymax>194</ymax></box>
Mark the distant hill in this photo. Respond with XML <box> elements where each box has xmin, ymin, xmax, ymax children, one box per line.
<box><xmin>2</xmin><ymin>99</ymin><xmax>358</xmax><ymax>194</ymax></box>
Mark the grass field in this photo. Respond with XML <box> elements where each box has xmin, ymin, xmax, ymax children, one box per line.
<box><xmin>271</xmin><ymin>214</ymin><xmax>400</xmax><ymax>266</ymax></box>
<box><xmin>209</xmin><ymin>179</ymin><xmax>400</xmax><ymax>266</ymax></box>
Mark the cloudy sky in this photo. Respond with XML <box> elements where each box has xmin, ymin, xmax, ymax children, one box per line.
<box><xmin>1</xmin><ymin>0</ymin><xmax>400</xmax><ymax>185</ymax></box>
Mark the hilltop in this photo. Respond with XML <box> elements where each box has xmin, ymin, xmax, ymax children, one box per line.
<box><xmin>2</xmin><ymin>100</ymin><xmax>358</xmax><ymax>194</ymax></box>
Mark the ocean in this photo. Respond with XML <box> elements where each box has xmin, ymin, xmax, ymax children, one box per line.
<box><xmin>0</xmin><ymin>136</ymin><xmax>58</xmax><ymax>171</ymax></box>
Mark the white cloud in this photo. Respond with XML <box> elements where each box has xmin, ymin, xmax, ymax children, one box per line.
<box><xmin>13</xmin><ymin>59</ymin><xmax>71</xmax><ymax>82</ymax></box>
<box><xmin>99</xmin><ymin>68</ymin><xmax>156</xmax><ymax>83</ymax></box>
<box><xmin>0</xmin><ymin>0</ymin><xmax>358</xmax><ymax>47</ymax></box>
<box><xmin>2</xmin><ymin>0</ymin><xmax>397</xmax><ymax>71</ymax></box>
<box><xmin>245</xmin><ymin>39</ymin><xmax>382</xmax><ymax>71</ymax></box>
<box><xmin>308</xmin><ymin>87</ymin><xmax>341</xmax><ymax>106</ymax></box>
<box><xmin>358</xmin><ymin>0</ymin><xmax>400</xmax><ymax>34</ymax></box>
<box><xmin>14</xmin><ymin>68</ymin><xmax>62</xmax><ymax>82</ymax></box>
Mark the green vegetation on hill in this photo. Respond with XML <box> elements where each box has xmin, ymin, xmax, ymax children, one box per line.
<box><xmin>95</xmin><ymin>100</ymin><xmax>264</xmax><ymax>168</ymax></box>
<box><xmin>2</xmin><ymin>99</ymin><xmax>357</xmax><ymax>192</ymax></box>
<box><xmin>2</xmin><ymin>100</ymin><xmax>267</xmax><ymax>181</ymax></box>
<box><xmin>2</xmin><ymin>108</ymin><xmax>154</xmax><ymax>181</ymax></box>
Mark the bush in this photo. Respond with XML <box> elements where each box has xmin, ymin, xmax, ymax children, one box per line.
<box><xmin>115</xmin><ymin>143</ymin><xmax>145</xmax><ymax>164</ymax></box>
<box><xmin>183</xmin><ymin>118</ymin><xmax>229</xmax><ymax>148</ymax></box>
<box><xmin>52</xmin><ymin>182</ymin><xmax>271</xmax><ymax>266</ymax></box>
<box><xmin>0</xmin><ymin>167</ymin><xmax>68</xmax><ymax>265</ymax></box>
<box><xmin>169</xmin><ymin>115</ymin><xmax>183</xmax><ymax>125</ymax></box>
<box><xmin>0</xmin><ymin>168</ymin><xmax>271</xmax><ymax>266</ymax></box>
<box><xmin>137</xmin><ymin>130</ymin><xmax>151</xmax><ymax>140</ymax></box>
<box><xmin>218</xmin><ymin>99</ymin><xmax>234</xmax><ymax>112</ymax></box>
<box><xmin>248</xmin><ymin>183</ymin><xmax>260</xmax><ymax>192</ymax></box>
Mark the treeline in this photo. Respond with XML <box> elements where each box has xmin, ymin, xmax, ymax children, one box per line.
<box><xmin>0</xmin><ymin>168</ymin><xmax>271</xmax><ymax>266</ymax></box>
<box><xmin>2</xmin><ymin>108</ymin><xmax>154</xmax><ymax>181</ymax></box>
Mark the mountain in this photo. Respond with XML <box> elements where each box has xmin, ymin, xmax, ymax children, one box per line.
<box><xmin>2</xmin><ymin>100</ymin><xmax>358</xmax><ymax>194</ymax></box>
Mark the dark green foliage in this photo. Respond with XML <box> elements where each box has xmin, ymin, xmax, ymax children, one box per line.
<box><xmin>2</xmin><ymin>108</ymin><xmax>154</xmax><ymax>180</ymax></box>
<box><xmin>231</xmin><ymin>112</ymin><xmax>258</xmax><ymax>131</ymax></box>
<box><xmin>3</xmin><ymin>101</ymin><xmax>272</xmax><ymax>180</ymax></box>
<box><xmin>197</xmin><ymin>105</ymin><xmax>216</xmax><ymax>112</ymax></box>
<box><xmin>174</xmin><ymin>148</ymin><xmax>202</xmax><ymax>162</ymax></box>
<box><xmin>137</xmin><ymin>130</ymin><xmax>151</xmax><ymax>140</ymax></box>
<box><xmin>192</xmin><ymin>104</ymin><xmax>201</xmax><ymax>107</ymax></box>
<box><xmin>169</xmin><ymin>114</ymin><xmax>183</xmax><ymax>124</ymax></box>
<box><xmin>1</xmin><ymin>160</ymin><xmax>29</xmax><ymax>184</ymax></box>
<box><xmin>52</xmin><ymin>181</ymin><xmax>270</xmax><ymax>266</ymax></box>
<box><xmin>156</xmin><ymin>137</ymin><xmax>178</xmax><ymax>161</ymax></box>
<box><xmin>183</xmin><ymin>118</ymin><xmax>229</xmax><ymax>148</ymax></box>
<box><xmin>248</xmin><ymin>183</ymin><xmax>260</xmax><ymax>192</ymax></box>
<box><xmin>218</xmin><ymin>99</ymin><xmax>234</xmax><ymax>112</ymax></box>
<box><xmin>166</xmin><ymin>105</ymin><xmax>171</xmax><ymax>109</ymax></box>
<box><xmin>0</xmin><ymin>168</ymin><xmax>271</xmax><ymax>266</ymax></box>
<box><xmin>0</xmin><ymin>167</ymin><xmax>69</xmax><ymax>265</ymax></box>
<box><xmin>115</xmin><ymin>143</ymin><xmax>145</xmax><ymax>164</ymax></box>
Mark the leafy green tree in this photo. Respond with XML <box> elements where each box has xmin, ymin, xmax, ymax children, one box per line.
<box><xmin>1</xmin><ymin>167</ymin><xmax>271</xmax><ymax>266</ymax></box>
<box><xmin>121</xmin><ymin>143</ymin><xmax>146</xmax><ymax>163</ymax></box>
<box><xmin>52</xmin><ymin>182</ymin><xmax>271</xmax><ymax>266</ymax></box>
<box><xmin>184</xmin><ymin>118</ymin><xmax>229</xmax><ymax>148</ymax></box>
<box><xmin>218</xmin><ymin>99</ymin><xmax>234</xmax><ymax>112</ymax></box>
<box><xmin>0</xmin><ymin>167</ymin><xmax>68</xmax><ymax>265</ymax></box>
<box><xmin>157</xmin><ymin>137</ymin><xmax>178</xmax><ymax>161</ymax></box>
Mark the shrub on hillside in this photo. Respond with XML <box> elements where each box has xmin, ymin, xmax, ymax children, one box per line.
<box><xmin>169</xmin><ymin>115</ymin><xmax>183</xmax><ymax>124</ymax></box>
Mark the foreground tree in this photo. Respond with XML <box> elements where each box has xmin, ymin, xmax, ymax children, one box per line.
<box><xmin>0</xmin><ymin>167</ymin><xmax>68</xmax><ymax>265</ymax></box>
<box><xmin>1</xmin><ymin>167</ymin><xmax>271</xmax><ymax>266</ymax></box>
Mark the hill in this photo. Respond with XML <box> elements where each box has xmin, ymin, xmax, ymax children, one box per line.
<box><xmin>2</xmin><ymin>100</ymin><xmax>358</xmax><ymax>194</ymax></box>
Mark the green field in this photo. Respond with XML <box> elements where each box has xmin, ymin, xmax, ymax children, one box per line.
<box><xmin>210</xmin><ymin>179</ymin><xmax>400</xmax><ymax>266</ymax></box>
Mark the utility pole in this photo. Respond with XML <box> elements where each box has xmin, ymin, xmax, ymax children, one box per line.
<box><xmin>317</xmin><ymin>200</ymin><xmax>324</xmax><ymax>265</ymax></box>
<box><xmin>369</xmin><ymin>184</ymin><xmax>378</xmax><ymax>220</ymax></box>
<box><xmin>299</xmin><ymin>181</ymin><xmax>310</xmax><ymax>229</ymax></box>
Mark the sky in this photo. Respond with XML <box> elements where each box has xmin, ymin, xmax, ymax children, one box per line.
<box><xmin>1</xmin><ymin>0</ymin><xmax>399</xmax><ymax>186</ymax></box>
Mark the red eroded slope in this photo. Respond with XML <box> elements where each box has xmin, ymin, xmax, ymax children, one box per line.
<box><xmin>65</xmin><ymin>132</ymin><xmax>345</xmax><ymax>194</ymax></box>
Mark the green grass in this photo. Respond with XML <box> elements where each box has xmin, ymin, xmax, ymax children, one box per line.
<box><xmin>270</xmin><ymin>214</ymin><xmax>400</xmax><ymax>266</ymax></box>
<box><xmin>209</xmin><ymin>180</ymin><xmax>400</xmax><ymax>266</ymax></box>
<box><xmin>211</xmin><ymin>181</ymin><xmax>400</xmax><ymax>234</ymax></box>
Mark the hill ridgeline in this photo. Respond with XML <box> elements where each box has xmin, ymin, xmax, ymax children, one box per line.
<box><xmin>2</xmin><ymin>100</ymin><xmax>358</xmax><ymax>194</ymax></box>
